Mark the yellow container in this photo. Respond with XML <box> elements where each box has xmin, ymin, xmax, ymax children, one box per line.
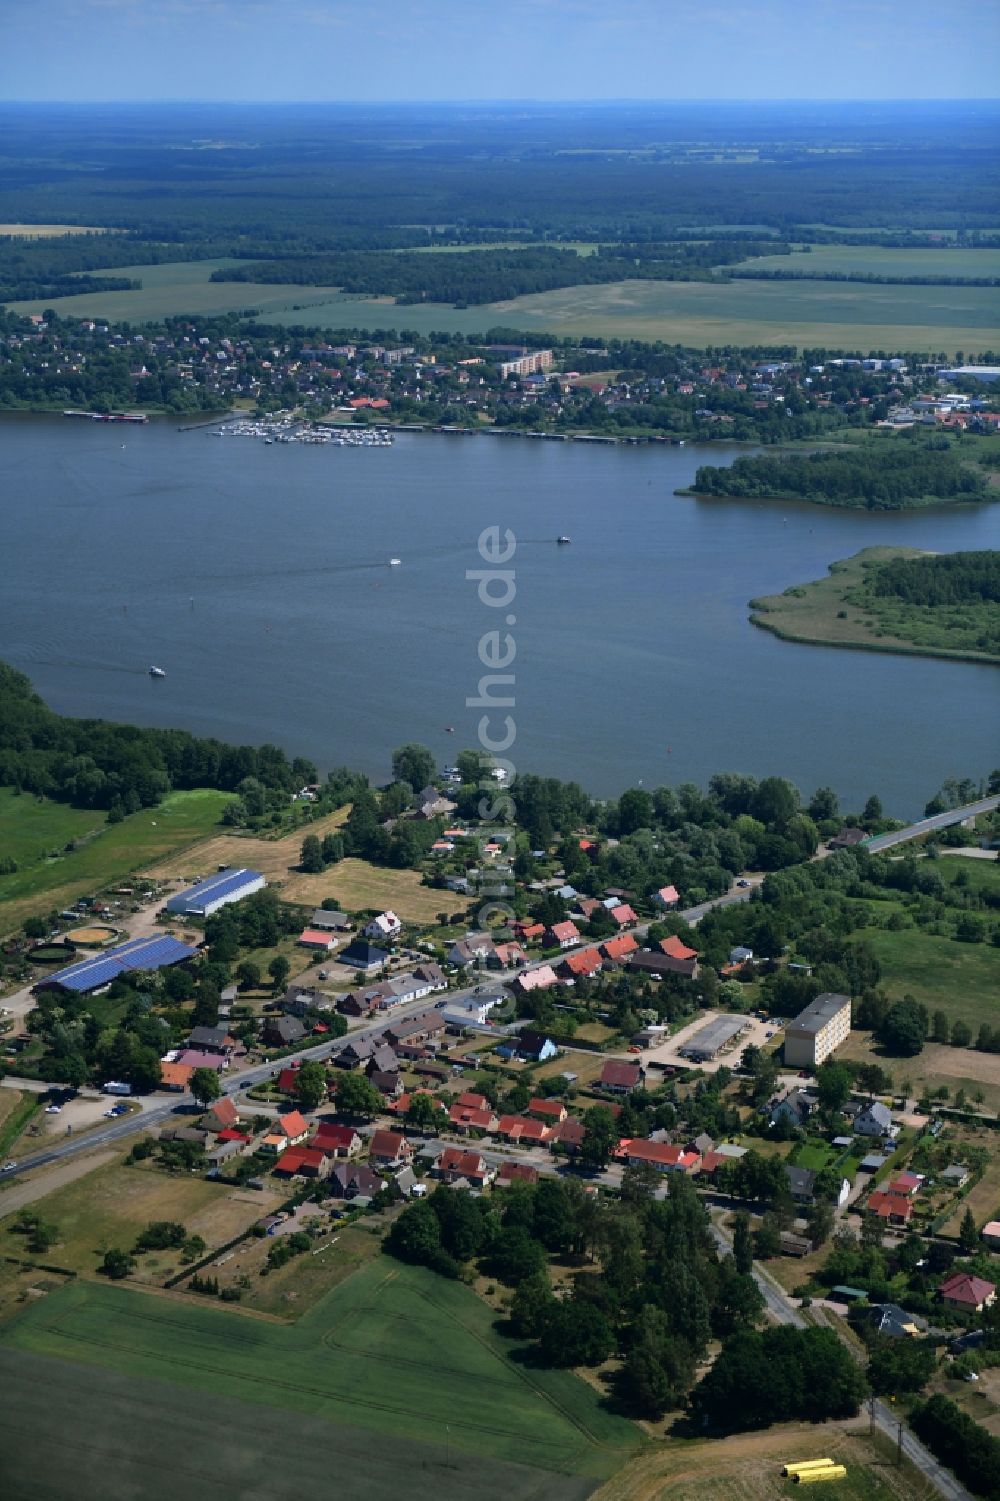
<box><xmin>781</xmin><ymin>1460</ymin><xmax>836</xmax><ymax>1478</ymax></box>
<box><xmin>794</xmin><ymin>1465</ymin><xmax>847</xmax><ymax>1485</ymax></box>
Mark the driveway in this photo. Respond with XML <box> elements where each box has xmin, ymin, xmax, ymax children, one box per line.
<box><xmin>631</xmin><ymin>1011</ymin><xmax>780</xmax><ymax>1075</ymax></box>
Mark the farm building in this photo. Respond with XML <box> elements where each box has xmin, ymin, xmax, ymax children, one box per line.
<box><xmin>678</xmin><ymin>1013</ymin><xmax>749</xmax><ymax>1062</ymax></box>
<box><xmin>165</xmin><ymin>867</ymin><xmax>265</xmax><ymax>918</ymax></box>
<box><xmin>35</xmin><ymin>933</ymin><xmax>198</xmax><ymax>995</ymax></box>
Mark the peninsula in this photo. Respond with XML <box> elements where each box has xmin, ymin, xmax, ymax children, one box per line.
<box><xmin>749</xmin><ymin>546</ymin><xmax>1000</xmax><ymax>664</ymax></box>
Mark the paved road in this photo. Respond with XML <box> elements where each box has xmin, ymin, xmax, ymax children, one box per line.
<box><xmin>863</xmin><ymin>794</ymin><xmax>999</xmax><ymax>855</ymax></box>
<box><xmin>711</xmin><ymin>1217</ymin><xmax>971</xmax><ymax>1501</ymax></box>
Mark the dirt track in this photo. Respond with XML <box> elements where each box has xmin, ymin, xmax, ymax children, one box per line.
<box><xmin>0</xmin><ymin>1150</ymin><xmax>116</xmax><ymax>1216</ymax></box>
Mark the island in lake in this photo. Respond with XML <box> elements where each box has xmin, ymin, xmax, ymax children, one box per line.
<box><xmin>749</xmin><ymin>547</ymin><xmax>1000</xmax><ymax>665</ymax></box>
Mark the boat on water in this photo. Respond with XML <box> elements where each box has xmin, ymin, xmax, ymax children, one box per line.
<box><xmin>557</xmin><ymin>535</ymin><xmax>572</xmax><ymax>545</ymax></box>
<box><xmin>148</xmin><ymin>666</ymin><xmax>166</xmax><ymax>679</ymax></box>
<box><xmin>388</xmin><ymin>557</ymin><xmax>402</xmax><ymax>567</ymax></box>
<box><xmin>444</xmin><ymin>725</ymin><xmax>455</xmax><ymax>734</ymax></box>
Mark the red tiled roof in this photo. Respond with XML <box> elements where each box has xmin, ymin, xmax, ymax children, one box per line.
<box><xmin>438</xmin><ymin>1147</ymin><xmax>489</xmax><ymax>1178</ymax></box>
<box><xmin>497</xmin><ymin>1114</ymin><xmax>550</xmax><ymax>1142</ymax></box>
<box><xmin>497</xmin><ymin>1161</ymin><xmax>540</xmax><ymax>1184</ymax></box>
<box><xmin>299</xmin><ymin>928</ymin><xmax>334</xmax><ymax>946</ymax></box>
<box><xmin>561</xmin><ymin>947</ymin><xmax>602</xmax><ymax>977</ymax></box>
<box><xmin>456</xmin><ymin>1091</ymin><xmax>489</xmax><ymax>1111</ymax></box>
<box><xmin>610</xmin><ymin>903</ymin><xmax>638</xmax><ymax>925</ymax></box>
<box><xmin>622</xmin><ymin>1138</ymin><xmax>699</xmax><ymax>1170</ymax></box>
<box><xmin>277</xmin><ymin>1066</ymin><xmax>301</xmax><ymax>1093</ymax></box>
<box><xmin>600</xmin><ymin>1059</ymin><xmax>642</xmax><ymax>1088</ymax></box>
<box><xmin>312</xmin><ymin>1124</ymin><xmax>358</xmax><ymax>1152</ymax></box>
<box><xmin>656</xmin><ymin>885</ymin><xmax>680</xmax><ymax>904</ymax></box>
<box><xmin>867</xmin><ymin>1190</ymin><xmax>913</xmax><ymax>1220</ymax></box>
<box><xmin>206</xmin><ymin>1096</ymin><xmax>238</xmax><ymax>1127</ymax></box>
<box><xmin>939</xmin><ymin>1272</ymin><xmax>996</xmax><ymax>1305</ymax></box>
<box><xmin>660</xmin><ymin>935</ymin><xmax>698</xmax><ymax>960</ymax></box>
<box><xmin>274</xmin><ymin>1146</ymin><xmax>326</xmax><ymax>1175</ymax></box>
<box><xmin>601</xmin><ymin>934</ymin><xmax>638</xmax><ymax>962</ymax></box>
<box><xmin>216</xmin><ymin>1128</ymin><xmax>250</xmax><ymax>1143</ymax></box>
<box><xmin>549</xmin><ymin>921</ymin><xmax>580</xmax><ymax>943</ymax></box>
<box><xmin>449</xmin><ymin>1105</ymin><xmax>495</xmax><ymax>1130</ymax></box>
<box><xmin>370</xmin><ymin>1129</ymin><xmax>407</xmax><ymax>1159</ymax></box>
<box><xmin>528</xmin><ymin>1098</ymin><xmax>566</xmax><ymax>1119</ymax></box>
<box><xmin>278</xmin><ymin>1110</ymin><xmax>308</xmax><ymax>1137</ymax></box>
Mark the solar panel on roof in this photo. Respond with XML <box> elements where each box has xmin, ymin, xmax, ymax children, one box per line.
<box><xmin>166</xmin><ymin>867</ymin><xmax>265</xmax><ymax>911</ymax></box>
<box><xmin>43</xmin><ymin>934</ymin><xmax>197</xmax><ymax>993</ymax></box>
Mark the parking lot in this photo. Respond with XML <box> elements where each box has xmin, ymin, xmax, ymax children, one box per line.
<box><xmin>632</xmin><ymin>1010</ymin><xmax>783</xmax><ymax>1075</ymax></box>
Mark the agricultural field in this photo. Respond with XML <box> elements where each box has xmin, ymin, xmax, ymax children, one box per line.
<box><xmin>0</xmin><ymin>1158</ymin><xmax>283</xmax><ymax>1294</ymax></box>
<box><xmin>592</xmin><ymin>1422</ymin><xmax>926</xmax><ymax>1501</ymax></box>
<box><xmin>0</xmin><ymin>223</ymin><xmax>110</xmax><ymax>237</ymax></box>
<box><xmin>0</xmin><ymin>787</ymin><xmax>231</xmax><ymax>935</ymax></box>
<box><xmin>0</xmin><ymin>1258</ymin><xmax>639</xmax><ymax>1497</ymax></box>
<box><xmin>740</xmin><ymin>243</ymin><xmax>1000</xmax><ymax>279</ymax></box>
<box><xmin>210</xmin><ymin>1219</ymin><xmax>383</xmax><ymax>1318</ymax></box>
<box><xmin>11</xmin><ymin>254</ymin><xmax>999</xmax><ymax>352</ymax></box>
<box><xmin>9</xmin><ymin>257</ymin><xmax>337</xmax><ymax>324</ymax></box>
<box><xmin>140</xmin><ymin>806</ymin><xmax>349</xmax><ymax>887</ymax></box>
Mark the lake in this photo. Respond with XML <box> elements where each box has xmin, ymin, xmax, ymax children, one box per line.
<box><xmin>1</xmin><ymin>414</ymin><xmax>997</xmax><ymax>818</ymax></box>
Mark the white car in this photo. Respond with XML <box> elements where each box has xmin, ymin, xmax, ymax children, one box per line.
<box><xmin>2</xmin><ymin>1161</ymin><xmax>16</xmax><ymax>1172</ymax></box>
<box><xmin>44</xmin><ymin>1104</ymin><xmax>62</xmax><ymax>1115</ymax></box>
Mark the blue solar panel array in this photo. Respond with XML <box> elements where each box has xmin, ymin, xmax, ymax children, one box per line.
<box><xmin>42</xmin><ymin>934</ymin><xmax>198</xmax><ymax>994</ymax></box>
<box><xmin>165</xmin><ymin>867</ymin><xmax>264</xmax><ymax>913</ymax></box>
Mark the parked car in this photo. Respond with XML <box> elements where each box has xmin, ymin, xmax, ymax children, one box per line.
<box><xmin>2</xmin><ymin>1162</ymin><xmax>16</xmax><ymax>1172</ymax></box>
<box><xmin>736</xmin><ymin>879</ymin><xmax>751</xmax><ymax>888</ymax></box>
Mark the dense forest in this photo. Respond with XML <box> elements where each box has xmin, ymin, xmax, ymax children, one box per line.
<box><xmin>0</xmin><ymin>662</ymin><xmax>316</xmax><ymax>815</ymax></box>
<box><xmin>693</xmin><ymin>441</ymin><xmax>990</xmax><ymax>509</ymax></box>
<box><xmin>864</xmin><ymin>551</ymin><xmax>1000</xmax><ymax>608</ymax></box>
<box><xmin>0</xmin><ymin>102</ymin><xmax>996</xmax><ymax>244</ymax></box>
<box><xmin>209</xmin><ymin>240</ymin><xmax>786</xmax><ymax>305</ymax></box>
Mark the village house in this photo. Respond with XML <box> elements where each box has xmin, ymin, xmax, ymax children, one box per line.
<box><xmin>364</xmin><ymin>911</ymin><xmax>402</xmax><ymax>942</ymax></box>
<box><xmin>769</xmin><ymin>1088</ymin><xmax>816</xmax><ymax>1129</ymax></box>
<box><xmin>545</xmin><ymin>921</ymin><xmax>581</xmax><ymax>950</ymax></box>
<box><xmin>186</xmin><ymin>1025</ymin><xmax>235</xmax><ymax>1056</ymax></box>
<box><xmin>651</xmin><ymin>885</ymin><xmax>680</xmax><ymax>909</ymax></box>
<box><xmin>497</xmin><ymin>1114</ymin><xmax>550</xmax><ymax>1145</ymax></box>
<box><xmin>511</xmin><ymin>920</ymin><xmax>546</xmax><ymax>944</ymax></box>
<box><xmin>338</xmin><ymin>939</ymin><xmax>390</xmax><ymax>973</ymax></box>
<box><xmin>203</xmin><ymin>1096</ymin><xmax>240</xmax><ymax>1133</ymax></box>
<box><xmin>262</xmin><ymin>1015</ymin><xmax>308</xmax><ymax>1048</ymax></box>
<box><xmin>496</xmin><ymin>1030</ymin><xmax>558</xmax><ymax>1063</ymax></box>
<box><xmin>447</xmin><ymin>932</ymin><xmax>495</xmax><ymax>967</ymax></box>
<box><xmin>939</xmin><ymin>1272</ymin><xmax>997</xmax><ymax>1314</ymax></box>
<box><xmin>854</xmin><ymin>1101</ymin><xmax>898</xmax><ymax>1140</ymax></box>
<box><xmin>528</xmin><ymin>1097</ymin><xmax>567</xmax><ymax>1124</ymax></box>
<box><xmin>309</xmin><ymin>908</ymin><xmax>352</xmax><ymax>932</ymax></box>
<box><xmin>547</xmin><ymin>1117</ymin><xmax>585</xmax><ymax>1154</ymax></box>
<box><xmin>622</xmin><ymin>1139</ymin><xmax>700</xmax><ymax>1174</ymax></box>
<box><xmin>273</xmin><ymin>1146</ymin><xmax>329</xmax><ymax>1179</ymax></box>
<box><xmin>496</xmin><ymin>1161</ymin><xmax>540</xmax><ymax>1187</ymax></box>
<box><xmin>513</xmin><ymin>964</ymin><xmax>558</xmax><ymax>995</ymax></box>
<box><xmin>559</xmin><ymin>947</ymin><xmax>603</xmax><ymax>981</ymax></box>
<box><xmin>601</xmin><ymin>933</ymin><xmax>639</xmax><ymax>965</ymax></box>
<box><xmin>160</xmin><ymin>1061</ymin><xmax>194</xmax><ymax>1091</ymax></box>
<box><xmin>329</xmin><ymin>1162</ymin><xmax>383</xmax><ymax>1200</ymax></box>
<box><xmin>608</xmin><ymin>902</ymin><xmax>638</xmax><ymax>927</ymax></box>
<box><xmin>311</xmin><ymin>1123</ymin><xmax>362</xmax><ymax>1159</ymax></box>
<box><xmin>368</xmin><ymin>1129</ymin><xmax>414</xmax><ymax>1168</ymax></box>
<box><xmin>434</xmin><ymin>1147</ymin><xmax>494</xmax><ymax>1189</ymax></box>
<box><xmin>448</xmin><ymin>1102</ymin><xmax>498</xmax><ymax>1133</ymax></box>
<box><xmin>298</xmin><ymin>927</ymin><xmax>338</xmax><ymax>952</ymax></box>
<box><xmin>600</xmin><ymin>1059</ymin><xmax>644</xmax><ymax>1094</ymax></box>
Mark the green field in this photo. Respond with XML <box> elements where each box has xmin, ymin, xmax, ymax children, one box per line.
<box><xmin>853</xmin><ymin>922</ymin><xmax>1000</xmax><ymax>1031</ymax></box>
<box><xmin>741</xmin><ymin>243</ymin><xmax>1000</xmax><ymax>280</ymax></box>
<box><xmin>0</xmin><ymin>1261</ymin><xmax>639</xmax><ymax>1498</ymax></box>
<box><xmin>0</xmin><ymin>787</ymin><xmax>230</xmax><ymax>933</ymax></box>
<box><xmin>12</xmin><ymin>256</ymin><xmax>1000</xmax><ymax>352</ymax></box>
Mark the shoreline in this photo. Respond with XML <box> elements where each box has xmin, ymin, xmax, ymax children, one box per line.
<box><xmin>749</xmin><ymin>545</ymin><xmax>1000</xmax><ymax>667</ymax></box>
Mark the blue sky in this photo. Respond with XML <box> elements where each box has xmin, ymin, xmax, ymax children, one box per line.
<box><xmin>0</xmin><ymin>0</ymin><xmax>996</xmax><ymax>101</ymax></box>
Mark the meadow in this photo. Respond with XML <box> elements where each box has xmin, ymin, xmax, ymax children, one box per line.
<box><xmin>852</xmin><ymin>923</ymin><xmax>1000</xmax><ymax>1034</ymax></box>
<box><xmin>0</xmin><ymin>787</ymin><xmax>230</xmax><ymax>934</ymax></box>
<box><xmin>749</xmin><ymin>547</ymin><xmax>1000</xmax><ymax>667</ymax></box>
<box><xmin>0</xmin><ymin>1159</ymin><xmax>284</xmax><ymax>1289</ymax></box>
<box><xmin>11</xmin><ymin>255</ymin><xmax>999</xmax><ymax>353</ymax></box>
<box><xmin>0</xmin><ymin>1258</ymin><xmax>639</xmax><ymax>1496</ymax></box>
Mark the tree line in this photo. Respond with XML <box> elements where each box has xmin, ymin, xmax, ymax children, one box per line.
<box><xmin>693</xmin><ymin>441</ymin><xmax>989</xmax><ymax>509</ymax></box>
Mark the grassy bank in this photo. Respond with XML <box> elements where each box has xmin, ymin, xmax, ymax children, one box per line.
<box><xmin>748</xmin><ymin>547</ymin><xmax>1000</xmax><ymax>665</ymax></box>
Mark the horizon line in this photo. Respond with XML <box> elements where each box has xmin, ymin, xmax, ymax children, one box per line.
<box><xmin>2</xmin><ymin>95</ymin><xmax>999</xmax><ymax>106</ymax></box>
